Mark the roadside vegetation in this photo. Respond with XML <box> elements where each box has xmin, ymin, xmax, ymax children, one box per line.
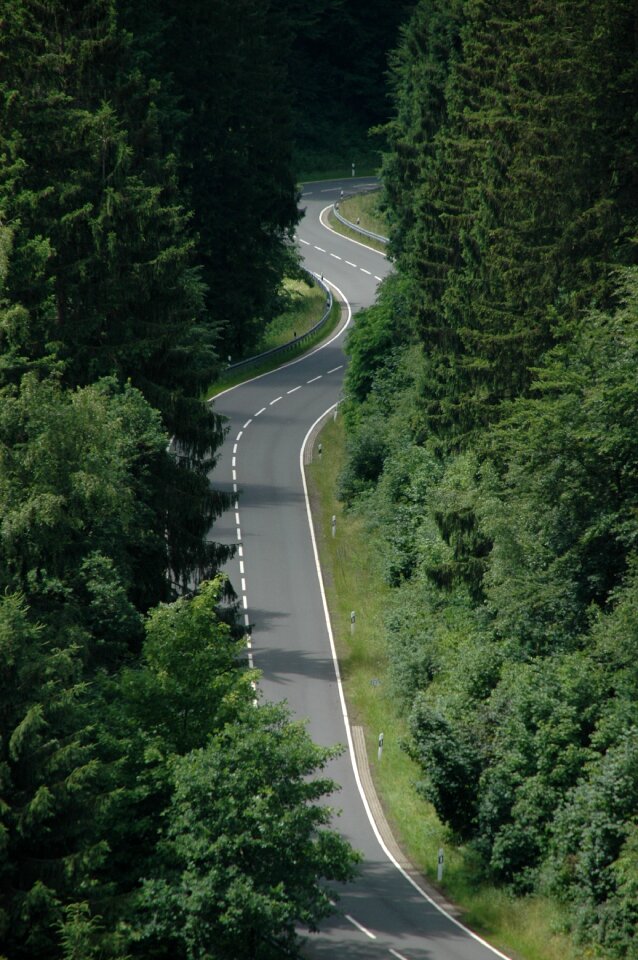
<box><xmin>339</xmin><ymin>191</ymin><xmax>389</xmax><ymax>238</ymax></box>
<box><xmin>330</xmin><ymin>2</ymin><xmax>638</xmax><ymax>958</ymax></box>
<box><xmin>206</xmin><ymin>289</ymin><xmax>341</xmax><ymax>399</ymax></box>
<box><xmin>308</xmin><ymin>416</ymin><xmax>595</xmax><ymax>960</ymax></box>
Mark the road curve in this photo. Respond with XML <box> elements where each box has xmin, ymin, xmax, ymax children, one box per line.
<box><xmin>210</xmin><ymin>178</ymin><xmax>510</xmax><ymax>960</ymax></box>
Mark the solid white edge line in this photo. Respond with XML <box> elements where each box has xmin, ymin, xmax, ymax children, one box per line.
<box><xmin>319</xmin><ymin>203</ymin><xmax>388</xmax><ymax>257</ymax></box>
<box><xmin>299</xmin><ymin>312</ymin><xmax>513</xmax><ymax>960</ymax></box>
<box><xmin>345</xmin><ymin>915</ymin><xmax>376</xmax><ymax>940</ymax></box>
<box><xmin>210</xmin><ymin>277</ymin><xmax>351</xmax><ymax>401</ymax></box>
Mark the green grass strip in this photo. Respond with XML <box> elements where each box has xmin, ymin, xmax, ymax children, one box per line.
<box><xmin>306</xmin><ymin>416</ymin><xmax>595</xmax><ymax>960</ymax></box>
<box><xmin>206</xmin><ymin>293</ymin><xmax>340</xmax><ymax>400</ymax></box>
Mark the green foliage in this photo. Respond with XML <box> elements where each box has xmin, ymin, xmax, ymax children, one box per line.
<box><xmin>0</xmin><ymin>593</ymin><xmax>111</xmax><ymax>958</ymax></box>
<box><xmin>0</xmin><ymin>375</ymin><xmax>165</xmax><ymax>635</ymax></box>
<box><xmin>340</xmin><ymin>0</ymin><xmax>638</xmax><ymax>947</ymax></box>
<box><xmin>137</xmin><ymin>706</ymin><xmax>359</xmax><ymax>960</ymax></box>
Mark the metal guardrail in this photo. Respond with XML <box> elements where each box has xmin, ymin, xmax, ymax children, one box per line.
<box><xmin>333</xmin><ymin>195</ymin><xmax>389</xmax><ymax>245</ymax></box>
<box><xmin>225</xmin><ymin>271</ymin><xmax>333</xmax><ymax>376</ymax></box>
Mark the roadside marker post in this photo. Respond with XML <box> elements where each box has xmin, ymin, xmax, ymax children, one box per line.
<box><xmin>378</xmin><ymin>732</ymin><xmax>384</xmax><ymax>762</ymax></box>
<box><xmin>331</xmin><ymin>514</ymin><xmax>336</xmax><ymax>538</ymax></box>
<box><xmin>437</xmin><ymin>848</ymin><xmax>444</xmax><ymax>883</ymax></box>
<box><xmin>350</xmin><ymin>610</ymin><xmax>356</xmax><ymax>634</ymax></box>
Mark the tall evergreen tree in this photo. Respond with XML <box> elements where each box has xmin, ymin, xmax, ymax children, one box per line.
<box><xmin>0</xmin><ymin>0</ymin><xmax>231</xmax><ymax>599</ymax></box>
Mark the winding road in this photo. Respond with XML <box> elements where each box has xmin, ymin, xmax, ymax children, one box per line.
<box><xmin>210</xmin><ymin>178</ymin><xmax>510</xmax><ymax>960</ymax></box>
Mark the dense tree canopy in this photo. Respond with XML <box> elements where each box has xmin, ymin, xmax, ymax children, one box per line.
<box><xmin>0</xmin><ymin>2</ymin><xmax>363</xmax><ymax>957</ymax></box>
<box><xmin>340</xmin><ymin>1</ymin><xmax>638</xmax><ymax>955</ymax></box>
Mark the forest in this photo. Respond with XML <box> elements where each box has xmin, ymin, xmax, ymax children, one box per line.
<box><xmin>340</xmin><ymin>0</ymin><xmax>638</xmax><ymax>956</ymax></box>
<box><xmin>3</xmin><ymin>0</ymin><xmax>637</xmax><ymax>957</ymax></box>
<box><xmin>0</xmin><ymin>1</ymin><xmax>406</xmax><ymax>956</ymax></box>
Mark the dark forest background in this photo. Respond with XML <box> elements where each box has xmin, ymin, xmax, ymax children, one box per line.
<box><xmin>339</xmin><ymin>1</ymin><xmax>638</xmax><ymax>956</ymax></box>
<box><xmin>3</xmin><ymin>0</ymin><xmax>638</xmax><ymax>958</ymax></box>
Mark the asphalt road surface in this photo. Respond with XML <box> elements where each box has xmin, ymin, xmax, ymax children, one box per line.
<box><xmin>210</xmin><ymin>178</ymin><xmax>511</xmax><ymax>960</ymax></box>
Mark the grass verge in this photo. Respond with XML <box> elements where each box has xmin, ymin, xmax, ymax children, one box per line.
<box><xmin>306</xmin><ymin>415</ymin><xmax>598</xmax><ymax>960</ymax></box>
<box><xmin>327</xmin><ymin>209</ymin><xmax>388</xmax><ymax>255</ymax></box>
<box><xmin>206</xmin><ymin>289</ymin><xmax>340</xmax><ymax>400</ymax></box>
<box><xmin>339</xmin><ymin>191</ymin><xmax>389</xmax><ymax>238</ymax></box>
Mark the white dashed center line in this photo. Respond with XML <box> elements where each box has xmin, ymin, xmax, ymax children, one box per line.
<box><xmin>307</xmin><ymin>375</ymin><xmax>322</xmax><ymax>383</ymax></box>
<box><xmin>255</xmin><ymin>407</ymin><xmax>266</xmax><ymax>416</ymax></box>
<box><xmin>346</xmin><ymin>260</ymin><xmax>357</xmax><ymax>267</ymax></box>
<box><xmin>375</xmin><ymin>275</ymin><xmax>383</xmax><ymax>281</ymax></box>
<box><xmin>236</xmin><ymin>430</ymin><xmax>243</xmax><ymax>441</ymax></box>
<box><xmin>243</xmin><ymin>419</ymin><xmax>252</xmax><ymax>429</ymax></box>
<box><xmin>299</xmin><ymin>238</ymin><xmax>310</xmax><ymax>245</ymax></box>
<box><xmin>345</xmin><ymin>915</ymin><xmax>376</xmax><ymax>940</ymax></box>
<box><xmin>361</xmin><ymin>268</ymin><xmax>371</xmax><ymax>275</ymax></box>
<box><xmin>269</xmin><ymin>396</ymin><xmax>282</xmax><ymax>405</ymax></box>
<box><xmin>287</xmin><ymin>385</ymin><xmax>301</xmax><ymax>394</ymax></box>
<box><xmin>315</xmin><ymin>246</ymin><xmax>326</xmax><ymax>252</ymax></box>
<box><xmin>389</xmin><ymin>950</ymin><xmax>410</xmax><ymax>960</ymax></box>
<box><xmin>327</xmin><ymin>365</ymin><xmax>343</xmax><ymax>374</ymax></box>
<box><xmin>330</xmin><ymin>253</ymin><xmax>341</xmax><ymax>259</ymax></box>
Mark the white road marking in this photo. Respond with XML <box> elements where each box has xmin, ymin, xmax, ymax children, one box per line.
<box><xmin>236</xmin><ymin>430</ymin><xmax>243</xmax><ymax>441</ymax></box>
<box><xmin>241</xmin><ymin>578</ymin><xmax>246</xmax><ymax>593</ymax></box>
<box><xmin>314</xmin><ymin>246</ymin><xmax>326</xmax><ymax>253</ymax></box>
<box><xmin>234</xmin><ymin>501</ymin><xmax>239</xmax><ymax>510</ymax></box>
<box><xmin>327</xmin><ymin>365</ymin><xmax>343</xmax><ymax>374</ymax></box>
<box><xmin>248</xmin><ymin>651</ymin><xmax>254</xmax><ymax>667</ymax></box>
<box><xmin>244</xmin><ymin>613</ymin><xmax>250</xmax><ymax>626</ymax></box>
<box><xmin>231</xmin><ymin>457</ymin><xmax>236</xmax><ymax>468</ymax></box>
<box><xmin>307</xmin><ymin>375</ymin><xmax>322</xmax><ymax>383</ymax></box>
<box><xmin>235</xmin><ymin>512</ymin><xmax>240</xmax><ymax>525</ymax></box>
<box><xmin>287</xmin><ymin>385</ymin><xmax>301</xmax><ymax>394</ymax></box>
<box><xmin>330</xmin><ymin>253</ymin><xmax>342</xmax><ymax>260</ymax></box>
<box><xmin>233</xmin><ymin>483</ymin><xmax>237</xmax><ymax>493</ymax></box>
<box><xmin>255</xmin><ymin>407</ymin><xmax>266</xmax><ymax>416</ymax></box>
<box><xmin>361</xmin><ymin>268</ymin><xmax>371</xmax><ymax>275</ymax></box>
<box><xmin>236</xmin><ymin>527</ymin><xmax>241</xmax><ymax>541</ymax></box>
<box><xmin>232</xmin><ymin>469</ymin><xmax>237</xmax><ymax>481</ymax></box>
<box><xmin>390</xmin><ymin>950</ymin><xmax>410</xmax><ymax>960</ymax></box>
<box><xmin>239</xmin><ymin>560</ymin><xmax>244</xmax><ymax>574</ymax></box>
<box><xmin>233</xmin><ymin>444</ymin><xmax>238</xmax><ymax>454</ymax></box>
<box><xmin>243</xmin><ymin>419</ymin><xmax>252</xmax><ymax>429</ymax></box>
<box><xmin>270</xmin><ymin>396</ymin><xmax>282</xmax><ymax>405</ymax></box>
<box><xmin>375</xmin><ymin>275</ymin><xmax>383</xmax><ymax>281</ymax></box>
<box><xmin>299</xmin><ymin>282</ymin><xmax>514</xmax><ymax>960</ymax></box>
<box><xmin>346</xmin><ymin>260</ymin><xmax>357</xmax><ymax>267</ymax></box>
<box><xmin>242</xmin><ymin>596</ymin><xmax>248</xmax><ymax>610</ymax></box>
<box><xmin>299</xmin><ymin>238</ymin><xmax>310</xmax><ymax>245</ymax></box>
<box><xmin>345</xmin><ymin>915</ymin><xmax>376</xmax><ymax>940</ymax></box>
<box><xmin>238</xmin><ymin>545</ymin><xmax>243</xmax><ymax>557</ymax></box>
